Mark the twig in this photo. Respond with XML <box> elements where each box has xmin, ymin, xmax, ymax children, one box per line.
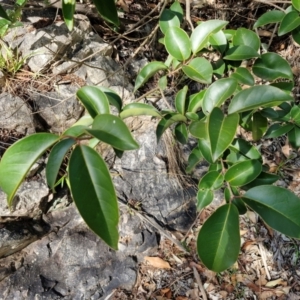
<box><xmin>253</xmin><ymin>0</ymin><xmax>286</xmax><ymax>11</ymax></box>
<box><xmin>258</xmin><ymin>242</ymin><xmax>271</xmax><ymax>280</ymax></box>
<box><xmin>182</xmin><ymin>210</ymin><xmax>202</xmax><ymax>242</ymax></box>
<box><xmin>185</xmin><ymin>0</ymin><xmax>194</xmax><ymax>31</ymax></box>
<box><xmin>192</xmin><ymin>264</ymin><xmax>208</xmax><ymax>300</ymax></box>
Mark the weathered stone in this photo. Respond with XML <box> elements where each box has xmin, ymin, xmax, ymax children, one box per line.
<box><xmin>29</xmin><ymin>84</ymin><xmax>84</xmax><ymax>133</ymax></box>
<box><xmin>0</xmin><ymin>93</ymin><xmax>35</xmax><ymax>135</ymax></box>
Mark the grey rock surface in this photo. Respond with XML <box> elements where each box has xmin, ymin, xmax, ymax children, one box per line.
<box><xmin>0</xmin><ymin>93</ymin><xmax>35</xmax><ymax>135</ymax></box>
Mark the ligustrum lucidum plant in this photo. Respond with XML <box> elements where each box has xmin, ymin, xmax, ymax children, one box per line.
<box><xmin>1</xmin><ymin>1</ymin><xmax>300</xmax><ymax>273</ymax></box>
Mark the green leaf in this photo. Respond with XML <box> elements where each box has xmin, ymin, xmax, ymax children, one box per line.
<box><xmin>264</xmin><ymin>123</ymin><xmax>294</xmax><ymax>138</ymax></box>
<box><xmin>174</xmin><ymin>123</ymin><xmax>188</xmax><ymax>144</ymax></box>
<box><xmin>228</xmin><ymin>85</ymin><xmax>293</xmax><ymax>114</ymax></box>
<box><xmin>270</xmin><ymin>81</ymin><xmax>294</xmax><ymax>93</ymax></box>
<box><xmin>241</xmin><ymin>172</ymin><xmax>279</xmax><ymax>190</ymax></box>
<box><xmin>233</xmin><ymin>28</ymin><xmax>260</xmax><ymax>51</ymax></box>
<box><xmin>293</xmin><ymin>0</ymin><xmax>300</xmax><ymax>11</ymax></box>
<box><xmin>182</xmin><ymin>57</ymin><xmax>213</xmax><ymax>84</ymax></box>
<box><xmin>170</xmin><ymin>0</ymin><xmax>184</xmax><ymax>22</ymax></box>
<box><xmin>252</xmin><ymin>112</ymin><xmax>268</xmax><ymax>141</ymax></box>
<box><xmin>46</xmin><ymin>138</ymin><xmax>76</xmax><ymax>192</ymax></box>
<box><xmin>209</xmin><ymin>30</ymin><xmax>227</xmax><ymax>54</ymax></box>
<box><xmin>243</xmin><ymin>186</ymin><xmax>300</xmax><ymax>238</ymax></box>
<box><xmin>292</xmin><ymin>25</ymin><xmax>300</xmax><ymax>44</ymax></box>
<box><xmin>232</xmin><ymin>198</ymin><xmax>247</xmax><ymax>215</ymax></box>
<box><xmin>187</xmin><ymin>90</ymin><xmax>205</xmax><ymax>113</ymax></box>
<box><xmin>175</xmin><ymin>86</ymin><xmax>188</xmax><ymax>115</ymax></box>
<box><xmin>253</xmin><ymin>10</ymin><xmax>285</xmax><ymax>28</ymax></box>
<box><xmin>224</xmin><ymin>45</ymin><xmax>260</xmax><ymax>60</ymax></box>
<box><xmin>202</xmin><ymin>78</ymin><xmax>237</xmax><ymax>114</ymax></box>
<box><xmin>198</xmin><ymin>138</ymin><xmax>213</xmax><ymax>164</ymax></box>
<box><xmin>159</xmin><ymin>75</ymin><xmax>168</xmax><ymax>90</ymax></box>
<box><xmin>225</xmin><ymin>160</ymin><xmax>262</xmax><ymax>187</ymax></box>
<box><xmin>189</xmin><ymin>120</ymin><xmax>207</xmax><ymax>140</ymax></box>
<box><xmin>69</xmin><ymin>145</ymin><xmax>119</xmax><ymax>249</ymax></box>
<box><xmin>92</xmin><ymin>0</ymin><xmax>119</xmax><ymax>26</ymax></box>
<box><xmin>0</xmin><ymin>133</ymin><xmax>59</xmax><ymax>205</ymax></box>
<box><xmin>212</xmin><ymin>59</ymin><xmax>226</xmax><ymax>78</ymax></box>
<box><xmin>191</xmin><ymin>20</ymin><xmax>228</xmax><ymax>54</ymax></box>
<box><xmin>279</xmin><ymin>11</ymin><xmax>300</xmax><ymax>36</ymax></box>
<box><xmin>253</xmin><ymin>53</ymin><xmax>293</xmax><ymax>81</ymax></box>
<box><xmin>186</xmin><ymin>144</ymin><xmax>203</xmax><ymax>173</ymax></box>
<box><xmin>120</xmin><ymin>103</ymin><xmax>161</xmax><ymax>119</ymax></box>
<box><xmin>0</xmin><ymin>18</ymin><xmax>10</xmax><ymax>36</ymax></box>
<box><xmin>62</xmin><ymin>0</ymin><xmax>75</xmax><ymax>31</ymax></box>
<box><xmin>288</xmin><ymin>126</ymin><xmax>300</xmax><ymax>148</ymax></box>
<box><xmin>198</xmin><ymin>170</ymin><xmax>224</xmax><ymax>190</ymax></box>
<box><xmin>197</xmin><ymin>204</ymin><xmax>240</xmax><ymax>272</ymax></box>
<box><xmin>197</xmin><ymin>189</ymin><xmax>214</xmax><ymax>211</ymax></box>
<box><xmin>87</xmin><ymin>114</ymin><xmax>139</xmax><ymax>151</ymax></box>
<box><xmin>208</xmin><ymin>108</ymin><xmax>239</xmax><ymax>162</ymax></box>
<box><xmin>291</xmin><ymin>105</ymin><xmax>300</xmax><ymax>125</ymax></box>
<box><xmin>156</xmin><ymin>113</ymin><xmax>186</xmax><ymax>142</ymax></box>
<box><xmin>134</xmin><ymin>61</ymin><xmax>167</xmax><ymax>91</ymax></box>
<box><xmin>230</xmin><ymin>67</ymin><xmax>254</xmax><ymax>86</ymax></box>
<box><xmin>0</xmin><ymin>5</ymin><xmax>10</xmax><ymax>20</ymax></box>
<box><xmin>77</xmin><ymin>86</ymin><xmax>110</xmax><ymax>118</ymax></box>
<box><xmin>186</xmin><ymin>112</ymin><xmax>199</xmax><ymax>121</ymax></box>
<box><xmin>159</xmin><ymin>9</ymin><xmax>180</xmax><ymax>34</ymax></box>
<box><xmin>165</xmin><ymin>27</ymin><xmax>191</xmax><ymax>61</ymax></box>
<box><xmin>63</xmin><ymin>125</ymin><xmax>89</xmax><ymax>138</ymax></box>
<box><xmin>96</xmin><ymin>87</ymin><xmax>122</xmax><ymax>112</ymax></box>
<box><xmin>230</xmin><ymin>138</ymin><xmax>261</xmax><ymax>160</ymax></box>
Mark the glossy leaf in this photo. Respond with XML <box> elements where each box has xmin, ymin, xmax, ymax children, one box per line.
<box><xmin>225</xmin><ymin>160</ymin><xmax>262</xmax><ymax>187</ymax></box>
<box><xmin>230</xmin><ymin>139</ymin><xmax>261</xmax><ymax>160</ymax></box>
<box><xmin>77</xmin><ymin>86</ymin><xmax>110</xmax><ymax>118</ymax></box>
<box><xmin>198</xmin><ymin>138</ymin><xmax>213</xmax><ymax>164</ymax></box>
<box><xmin>209</xmin><ymin>30</ymin><xmax>227</xmax><ymax>54</ymax></box>
<box><xmin>253</xmin><ymin>53</ymin><xmax>293</xmax><ymax>81</ymax></box>
<box><xmin>291</xmin><ymin>105</ymin><xmax>300</xmax><ymax>125</ymax></box>
<box><xmin>93</xmin><ymin>0</ymin><xmax>119</xmax><ymax>26</ymax></box>
<box><xmin>212</xmin><ymin>59</ymin><xmax>226</xmax><ymax>77</ymax></box>
<box><xmin>288</xmin><ymin>126</ymin><xmax>300</xmax><ymax>148</ymax></box>
<box><xmin>293</xmin><ymin>0</ymin><xmax>300</xmax><ymax>11</ymax></box>
<box><xmin>243</xmin><ymin>186</ymin><xmax>300</xmax><ymax>238</ymax></box>
<box><xmin>202</xmin><ymin>78</ymin><xmax>237</xmax><ymax>114</ymax></box>
<box><xmin>189</xmin><ymin>120</ymin><xmax>207</xmax><ymax>140</ymax></box>
<box><xmin>264</xmin><ymin>123</ymin><xmax>294</xmax><ymax>138</ymax></box>
<box><xmin>182</xmin><ymin>57</ymin><xmax>213</xmax><ymax>84</ymax></box>
<box><xmin>170</xmin><ymin>0</ymin><xmax>184</xmax><ymax>22</ymax></box>
<box><xmin>120</xmin><ymin>103</ymin><xmax>161</xmax><ymax>119</ymax></box>
<box><xmin>0</xmin><ymin>5</ymin><xmax>10</xmax><ymax>20</ymax></box>
<box><xmin>186</xmin><ymin>144</ymin><xmax>203</xmax><ymax>173</ymax></box>
<box><xmin>241</xmin><ymin>172</ymin><xmax>279</xmax><ymax>190</ymax></box>
<box><xmin>63</xmin><ymin>125</ymin><xmax>89</xmax><ymax>138</ymax></box>
<box><xmin>233</xmin><ymin>28</ymin><xmax>260</xmax><ymax>51</ymax></box>
<box><xmin>253</xmin><ymin>10</ymin><xmax>285</xmax><ymax>28</ymax></box>
<box><xmin>159</xmin><ymin>75</ymin><xmax>168</xmax><ymax>90</ymax></box>
<box><xmin>224</xmin><ymin>45</ymin><xmax>260</xmax><ymax>60</ymax></box>
<box><xmin>134</xmin><ymin>62</ymin><xmax>167</xmax><ymax>91</ymax></box>
<box><xmin>197</xmin><ymin>204</ymin><xmax>240</xmax><ymax>272</ymax></box>
<box><xmin>165</xmin><ymin>27</ymin><xmax>191</xmax><ymax>61</ymax></box>
<box><xmin>0</xmin><ymin>133</ymin><xmax>59</xmax><ymax>205</ymax></box>
<box><xmin>69</xmin><ymin>145</ymin><xmax>119</xmax><ymax>249</ymax></box>
<box><xmin>198</xmin><ymin>171</ymin><xmax>224</xmax><ymax>190</ymax></box>
<box><xmin>187</xmin><ymin>90</ymin><xmax>205</xmax><ymax>113</ymax></box>
<box><xmin>174</xmin><ymin>123</ymin><xmax>188</xmax><ymax>144</ymax></box>
<box><xmin>175</xmin><ymin>86</ymin><xmax>188</xmax><ymax>115</ymax></box>
<box><xmin>271</xmin><ymin>81</ymin><xmax>294</xmax><ymax>93</ymax></box>
<box><xmin>159</xmin><ymin>9</ymin><xmax>180</xmax><ymax>34</ymax></box>
<box><xmin>156</xmin><ymin>113</ymin><xmax>186</xmax><ymax>142</ymax></box>
<box><xmin>186</xmin><ymin>112</ymin><xmax>199</xmax><ymax>121</ymax></box>
<box><xmin>197</xmin><ymin>189</ymin><xmax>214</xmax><ymax>211</ymax></box>
<box><xmin>292</xmin><ymin>25</ymin><xmax>300</xmax><ymax>44</ymax></box>
<box><xmin>46</xmin><ymin>138</ymin><xmax>76</xmax><ymax>191</ymax></box>
<box><xmin>208</xmin><ymin>108</ymin><xmax>239</xmax><ymax>162</ymax></box>
<box><xmin>252</xmin><ymin>112</ymin><xmax>268</xmax><ymax>141</ymax></box>
<box><xmin>230</xmin><ymin>67</ymin><xmax>254</xmax><ymax>86</ymax></box>
<box><xmin>191</xmin><ymin>20</ymin><xmax>228</xmax><ymax>54</ymax></box>
<box><xmin>228</xmin><ymin>85</ymin><xmax>293</xmax><ymax>114</ymax></box>
<box><xmin>96</xmin><ymin>87</ymin><xmax>122</xmax><ymax>112</ymax></box>
<box><xmin>278</xmin><ymin>11</ymin><xmax>300</xmax><ymax>36</ymax></box>
<box><xmin>62</xmin><ymin>0</ymin><xmax>75</xmax><ymax>31</ymax></box>
<box><xmin>87</xmin><ymin>114</ymin><xmax>139</xmax><ymax>150</ymax></box>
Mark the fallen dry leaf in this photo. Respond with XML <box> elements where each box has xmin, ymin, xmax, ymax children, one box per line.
<box><xmin>266</xmin><ymin>278</ymin><xmax>287</xmax><ymax>287</ymax></box>
<box><xmin>144</xmin><ymin>256</ymin><xmax>171</xmax><ymax>269</ymax></box>
<box><xmin>175</xmin><ymin>297</ymin><xmax>189</xmax><ymax>300</ymax></box>
<box><xmin>247</xmin><ymin>211</ymin><xmax>257</xmax><ymax>224</ymax></box>
<box><xmin>260</xmin><ymin>290</ymin><xmax>275</xmax><ymax>299</ymax></box>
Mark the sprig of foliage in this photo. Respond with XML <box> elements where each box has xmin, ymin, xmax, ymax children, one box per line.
<box><xmin>1</xmin><ymin>1</ymin><xmax>300</xmax><ymax>274</ymax></box>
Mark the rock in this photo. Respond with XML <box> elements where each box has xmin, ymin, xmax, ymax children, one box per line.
<box><xmin>29</xmin><ymin>84</ymin><xmax>84</xmax><ymax>133</ymax></box>
<box><xmin>0</xmin><ymin>93</ymin><xmax>35</xmax><ymax>135</ymax></box>
<box><xmin>0</xmin><ymin>204</ymin><xmax>157</xmax><ymax>299</ymax></box>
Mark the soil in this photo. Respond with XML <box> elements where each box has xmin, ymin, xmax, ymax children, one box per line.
<box><xmin>1</xmin><ymin>0</ymin><xmax>300</xmax><ymax>299</ymax></box>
